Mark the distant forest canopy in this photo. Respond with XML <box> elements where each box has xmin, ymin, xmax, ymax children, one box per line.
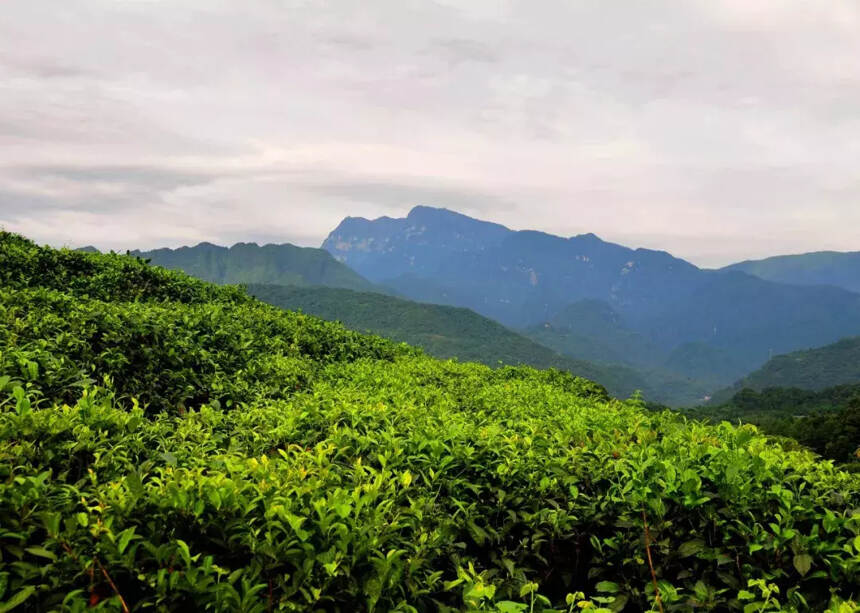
<box><xmin>689</xmin><ymin>384</ymin><xmax>860</xmax><ymax>469</ymax></box>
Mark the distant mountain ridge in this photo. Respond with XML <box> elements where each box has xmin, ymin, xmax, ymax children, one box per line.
<box><xmin>325</xmin><ymin>206</ymin><xmax>705</xmax><ymax>327</ymax></box>
<box><xmin>132</xmin><ymin>241</ymin><xmax>374</xmax><ymax>291</ymax></box>
<box><xmin>325</xmin><ymin>206</ymin><xmax>511</xmax><ymax>282</ymax></box>
<box><xmin>724</xmin><ymin>251</ymin><xmax>860</xmax><ymax>293</ymax></box>
<box><xmin>323</xmin><ymin>206</ymin><xmax>860</xmax><ymax>382</ymax></box>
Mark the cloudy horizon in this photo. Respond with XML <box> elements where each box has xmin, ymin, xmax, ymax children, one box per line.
<box><xmin>1</xmin><ymin>0</ymin><xmax>859</xmax><ymax>267</ymax></box>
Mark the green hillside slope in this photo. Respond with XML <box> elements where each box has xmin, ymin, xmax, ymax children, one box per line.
<box><xmin>711</xmin><ymin>336</ymin><xmax>860</xmax><ymax>404</ymax></box>
<box><xmin>1</xmin><ymin>232</ymin><xmax>859</xmax><ymax>611</ymax></box>
<box><xmin>132</xmin><ymin>241</ymin><xmax>374</xmax><ymax>291</ymax></box>
<box><xmin>248</xmin><ymin>284</ymin><xmax>568</xmax><ymax>366</ymax></box>
<box><xmin>247</xmin><ymin>284</ymin><xmax>709</xmax><ymax>406</ymax></box>
<box><xmin>523</xmin><ymin>301</ymin><xmax>741</xmax><ymax>394</ymax></box>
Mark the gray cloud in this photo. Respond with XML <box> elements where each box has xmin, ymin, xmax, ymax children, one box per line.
<box><xmin>303</xmin><ymin>180</ymin><xmax>517</xmax><ymax>215</ymax></box>
<box><xmin>0</xmin><ymin>53</ymin><xmax>93</xmax><ymax>79</ymax></box>
<box><xmin>0</xmin><ymin>0</ymin><xmax>858</xmax><ymax>265</ymax></box>
<box><xmin>427</xmin><ymin>38</ymin><xmax>499</xmax><ymax>67</ymax></box>
<box><xmin>8</xmin><ymin>165</ymin><xmax>223</xmax><ymax>190</ymax></box>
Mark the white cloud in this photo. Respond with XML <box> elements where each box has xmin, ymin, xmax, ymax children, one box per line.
<box><xmin>0</xmin><ymin>0</ymin><xmax>858</xmax><ymax>266</ymax></box>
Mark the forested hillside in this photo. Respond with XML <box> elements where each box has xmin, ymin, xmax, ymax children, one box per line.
<box><xmin>1</xmin><ymin>232</ymin><xmax>859</xmax><ymax>611</ymax></box>
<box><xmin>131</xmin><ymin>241</ymin><xmax>375</xmax><ymax>291</ymax></box>
<box><xmin>711</xmin><ymin>337</ymin><xmax>860</xmax><ymax>404</ymax></box>
<box><xmin>524</xmin><ymin>300</ymin><xmax>660</xmax><ymax>367</ymax></box>
<box><xmin>247</xmin><ymin>284</ymin><xmax>567</xmax><ymax>365</ymax></box>
<box><xmin>247</xmin><ymin>284</ymin><xmax>710</xmax><ymax>405</ymax></box>
<box><xmin>524</xmin><ymin>302</ymin><xmax>744</xmax><ymax>388</ymax></box>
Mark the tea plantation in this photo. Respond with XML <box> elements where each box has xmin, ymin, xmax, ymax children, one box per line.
<box><xmin>1</xmin><ymin>232</ymin><xmax>858</xmax><ymax>612</ymax></box>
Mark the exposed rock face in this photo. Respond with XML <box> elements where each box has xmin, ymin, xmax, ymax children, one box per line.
<box><xmin>322</xmin><ymin>205</ymin><xmax>511</xmax><ymax>282</ymax></box>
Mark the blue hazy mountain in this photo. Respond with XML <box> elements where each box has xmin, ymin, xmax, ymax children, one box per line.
<box><xmin>323</xmin><ymin>206</ymin><xmax>860</xmax><ymax>380</ymax></box>
<box><xmin>723</xmin><ymin>251</ymin><xmax>860</xmax><ymax>293</ymax></box>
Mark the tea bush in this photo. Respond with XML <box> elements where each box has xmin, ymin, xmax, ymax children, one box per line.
<box><xmin>1</xmin><ymin>234</ymin><xmax>858</xmax><ymax>612</ymax></box>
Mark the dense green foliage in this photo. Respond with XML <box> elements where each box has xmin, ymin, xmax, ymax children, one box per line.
<box><xmin>763</xmin><ymin>404</ymin><xmax>860</xmax><ymax>470</ymax></box>
<box><xmin>711</xmin><ymin>337</ymin><xmax>860</xmax><ymax>405</ymax></box>
<box><xmin>697</xmin><ymin>385</ymin><xmax>860</xmax><ymax>423</ymax></box>
<box><xmin>247</xmin><ymin>284</ymin><xmax>707</xmax><ymax>406</ymax></box>
<box><xmin>724</xmin><ymin>252</ymin><xmax>860</xmax><ymax>294</ymax></box>
<box><xmin>2</xmin><ymin>232</ymin><xmax>860</xmax><ymax>612</ymax></box>
<box><xmin>689</xmin><ymin>385</ymin><xmax>860</xmax><ymax>468</ymax></box>
<box><xmin>131</xmin><ymin>241</ymin><xmax>375</xmax><ymax>292</ymax></box>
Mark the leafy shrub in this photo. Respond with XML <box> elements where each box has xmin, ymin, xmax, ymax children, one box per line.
<box><xmin>690</xmin><ymin>386</ymin><xmax>860</xmax><ymax>467</ymax></box>
<box><xmin>1</xmin><ymin>233</ymin><xmax>858</xmax><ymax>612</ymax></box>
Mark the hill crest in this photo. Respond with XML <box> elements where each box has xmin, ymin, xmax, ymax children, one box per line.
<box><xmin>131</xmin><ymin>240</ymin><xmax>375</xmax><ymax>291</ymax></box>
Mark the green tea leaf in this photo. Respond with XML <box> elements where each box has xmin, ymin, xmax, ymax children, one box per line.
<box><xmin>117</xmin><ymin>527</ymin><xmax>138</xmax><ymax>554</ymax></box>
<box><xmin>793</xmin><ymin>553</ymin><xmax>813</xmax><ymax>577</ymax></box>
<box><xmin>678</xmin><ymin>539</ymin><xmax>705</xmax><ymax>558</ymax></box>
<box><xmin>25</xmin><ymin>546</ymin><xmax>56</xmax><ymax>562</ymax></box>
<box><xmin>0</xmin><ymin>586</ymin><xmax>36</xmax><ymax>612</ymax></box>
<box><xmin>596</xmin><ymin>581</ymin><xmax>620</xmax><ymax>593</ymax></box>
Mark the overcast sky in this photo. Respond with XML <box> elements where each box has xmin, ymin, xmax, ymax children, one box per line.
<box><xmin>1</xmin><ymin>1</ymin><xmax>859</xmax><ymax>267</ymax></box>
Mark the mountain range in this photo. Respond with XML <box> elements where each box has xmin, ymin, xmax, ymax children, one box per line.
<box><xmin>94</xmin><ymin>205</ymin><xmax>860</xmax><ymax>406</ymax></box>
<box><xmin>122</xmin><ymin>237</ymin><xmax>716</xmax><ymax>404</ymax></box>
<box><xmin>323</xmin><ymin>206</ymin><xmax>860</xmax><ymax>384</ymax></box>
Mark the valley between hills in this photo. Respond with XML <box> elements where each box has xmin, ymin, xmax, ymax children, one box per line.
<box><xmin>133</xmin><ymin>206</ymin><xmax>860</xmax><ymax>411</ymax></box>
